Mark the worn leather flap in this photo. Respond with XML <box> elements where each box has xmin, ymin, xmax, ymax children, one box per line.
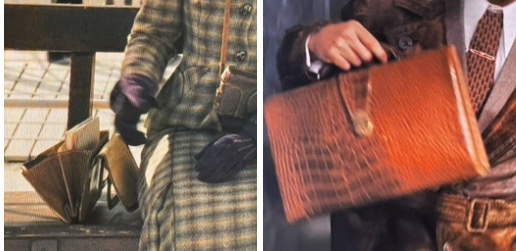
<box><xmin>98</xmin><ymin>133</ymin><xmax>139</xmax><ymax>212</ymax></box>
<box><xmin>338</xmin><ymin>70</ymin><xmax>373</xmax><ymax>137</ymax></box>
<box><xmin>265</xmin><ymin>46</ymin><xmax>490</xmax><ymax>223</ymax></box>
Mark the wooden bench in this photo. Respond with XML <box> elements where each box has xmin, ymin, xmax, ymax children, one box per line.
<box><xmin>5</xmin><ymin>192</ymin><xmax>143</xmax><ymax>251</ymax></box>
<box><xmin>5</xmin><ymin>3</ymin><xmax>140</xmax><ymax>129</ymax></box>
<box><xmin>3</xmin><ymin>4</ymin><xmax>182</xmax><ymax>250</ymax></box>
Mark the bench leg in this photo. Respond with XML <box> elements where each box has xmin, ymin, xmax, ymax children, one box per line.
<box><xmin>68</xmin><ymin>52</ymin><xmax>95</xmax><ymax>129</ymax></box>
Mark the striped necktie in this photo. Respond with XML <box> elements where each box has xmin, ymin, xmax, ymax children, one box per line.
<box><xmin>466</xmin><ymin>8</ymin><xmax>503</xmax><ymax>115</ymax></box>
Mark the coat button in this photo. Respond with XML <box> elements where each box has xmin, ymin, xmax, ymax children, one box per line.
<box><xmin>234</xmin><ymin>51</ymin><xmax>247</xmax><ymax>62</ymax></box>
<box><xmin>451</xmin><ymin>182</ymin><xmax>465</xmax><ymax>192</ymax></box>
<box><xmin>398</xmin><ymin>37</ymin><xmax>413</xmax><ymax>50</ymax></box>
<box><xmin>240</xmin><ymin>4</ymin><xmax>253</xmax><ymax>16</ymax></box>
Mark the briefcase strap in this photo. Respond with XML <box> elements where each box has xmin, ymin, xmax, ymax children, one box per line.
<box><xmin>337</xmin><ymin>70</ymin><xmax>374</xmax><ymax>137</ymax></box>
<box><xmin>334</xmin><ymin>46</ymin><xmax>401</xmax><ymax>138</ymax></box>
<box><xmin>219</xmin><ymin>0</ymin><xmax>232</xmax><ymax>75</ymax></box>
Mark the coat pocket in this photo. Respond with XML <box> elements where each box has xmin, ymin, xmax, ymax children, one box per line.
<box><xmin>156</xmin><ymin>69</ymin><xmax>185</xmax><ymax>110</ymax></box>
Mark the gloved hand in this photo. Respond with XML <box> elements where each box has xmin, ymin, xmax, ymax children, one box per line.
<box><xmin>110</xmin><ymin>74</ymin><xmax>158</xmax><ymax>146</ymax></box>
<box><xmin>195</xmin><ymin>122</ymin><xmax>257</xmax><ymax>183</ymax></box>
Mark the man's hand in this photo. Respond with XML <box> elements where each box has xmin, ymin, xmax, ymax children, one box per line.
<box><xmin>308</xmin><ymin>20</ymin><xmax>388</xmax><ymax>71</ymax></box>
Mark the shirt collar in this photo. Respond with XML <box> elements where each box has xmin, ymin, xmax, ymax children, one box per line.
<box><xmin>503</xmin><ymin>1</ymin><xmax>516</xmax><ymax>53</ymax></box>
<box><xmin>464</xmin><ymin>0</ymin><xmax>516</xmax><ymax>56</ymax></box>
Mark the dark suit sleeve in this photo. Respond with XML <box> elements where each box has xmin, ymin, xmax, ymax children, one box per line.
<box><xmin>276</xmin><ymin>21</ymin><xmax>334</xmax><ymax>91</ymax></box>
<box><xmin>276</xmin><ymin>0</ymin><xmax>357</xmax><ymax>91</ymax></box>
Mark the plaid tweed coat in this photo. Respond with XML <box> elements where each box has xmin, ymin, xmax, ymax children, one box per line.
<box><xmin>121</xmin><ymin>0</ymin><xmax>257</xmax><ymax>250</ymax></box>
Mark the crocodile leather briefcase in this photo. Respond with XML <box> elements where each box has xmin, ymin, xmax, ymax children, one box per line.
<box><xmin>265</xmin><ymin>46</ymin><xmax>490</xmax><ymax>223</ymax></box>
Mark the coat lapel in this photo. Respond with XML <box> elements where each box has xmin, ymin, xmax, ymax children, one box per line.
<box><xmin>478</xmin><ymin>41</ymin><xmax>516</xmax><ymax>132</ymax></box>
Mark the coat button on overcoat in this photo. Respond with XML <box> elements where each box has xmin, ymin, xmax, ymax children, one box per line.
<box><xmin>234</xmin><ymin>51</ymin><xmax>247</xmax><ymax>62</ymax></box>
<box><xmin>398</xmin><ymin>36</ymin><xmax>413</xmax><ymax>50</ymax></box>
<box><xmin>240</xmin><ymin>4</ymin><xmax>253</xmax><ymax>16</ymax></box>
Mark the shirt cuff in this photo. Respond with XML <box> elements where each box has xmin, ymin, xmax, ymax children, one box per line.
<box><xmin>305</xmin><ymin>35</ymin><xmax>323</xmax><ymax>79</ymax></box>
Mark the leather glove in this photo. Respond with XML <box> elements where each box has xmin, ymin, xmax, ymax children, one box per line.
<box><xmin>110</xmin><ymin>74</ymin><xmax>158</xmax><ymax>146</ymax></box>
<box><xmin>195</xmin><ymin>122</ymin><xmax>257</xmax><ymax>183</ymax></box>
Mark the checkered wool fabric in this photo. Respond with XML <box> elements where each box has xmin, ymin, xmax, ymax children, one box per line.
<box><xmin>123</xmin><ymin>0</ymin><xmax>257</xmax><ymax>133</ymax></box>
<box><xmin>467</xmin><ymin>8</ymin><xmax>503</xmax><ymax>115</ymax></box>
<box><xmin>138</xmin><ymin>130</ymin><xmax>257</xmax><ymax>250</ymax></box>
<box><xmin>120</xmin><ymin>0</ymin><xmax>257</xmax><ymax>250</ymax></box>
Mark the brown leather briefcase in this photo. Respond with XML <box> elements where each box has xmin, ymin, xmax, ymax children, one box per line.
<box><xmin>22</xmin><ymin>132</ymin><xmax>139</xmax><ymax>223</ymax></box>
<box><xmin>265</xmin><ymin>46</ymin><xmax>490</xmax><ymax>223</ymax></box>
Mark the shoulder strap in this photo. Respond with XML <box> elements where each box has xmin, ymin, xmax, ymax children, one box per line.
<box><xmin>219</xmin><ymin>0</ymin><xmax>233</xmax><ymax>75</ymax></box>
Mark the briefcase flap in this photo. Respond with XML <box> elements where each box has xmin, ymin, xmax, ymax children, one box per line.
<box><xmin>98</xmin><ymin>133</ymin><xmax>139</xmax><ymax>212</ymax></box>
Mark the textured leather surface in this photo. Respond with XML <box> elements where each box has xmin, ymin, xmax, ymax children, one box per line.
<box><xmin>214</xmin><ymin>66</ymin><xmax>257</xmax><ymax>130</ymax></box>
<box><xmin>98</xmin><ymin>133</ymin><xmax>139</xmax><ymax>212</ymax></box>
<box><xmin>215</xmin><ymin>66</ymin><xmax>257</xmax><ymax>117</ymax></box>
<box><xmin>437</xmin><ymin>193</ymin><xmax>516</xmax><ymax>228</ymax></box>
<box><xmin>436</xmin><ymin>194</ymin><xmax>516</xmax><ymax>251</ymax></box>
<box><xmin>265</xmin><ymin>46</ymin><xmax>490</xmax><ymax>223</ymax></box>
<box><xmin>22</xmin><ymin>131</ymin><xmax>109</xmax><ymax>224</ymax></box>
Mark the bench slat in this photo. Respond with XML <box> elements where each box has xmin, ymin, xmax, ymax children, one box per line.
<box><xmin>5</xmin><ymin>4</ymin><xmax>138</xmax><ymax>52</ymax></box>
<box><xmin>5</xmin><ymin>4</ymin><xmax>184</xmax><ymax>53</ymax></box>
<box><xmin>5</xmin><ymin>191</ymin><xmax>143</xmax><ymax>238</ymax></box>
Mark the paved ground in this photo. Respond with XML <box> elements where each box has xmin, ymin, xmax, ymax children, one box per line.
<box><xmin>4</xmin><ymin>51</ymin><xmax>128</xmax><ymax>191</ymax></box>
<box><xmin>4</xmin><ymin>51</ymin><xmax>122</xmax><ymax>160</ymax></box>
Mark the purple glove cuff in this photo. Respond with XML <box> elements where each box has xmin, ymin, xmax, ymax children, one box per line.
<box><xmin>110</xmin><ymin>84</ymin><xmax>127</xmax><ymax>115</ymax></box>
<box><xmin>113</xmin><ymin>74</ymin><xmax>159</xmax><ymax>114</ymax></box>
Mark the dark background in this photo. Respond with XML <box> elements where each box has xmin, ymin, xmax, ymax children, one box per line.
<box><xmin>263</xmin><ymin>1</ymin><xmax>350</xmax><ymax>250</ymax></box>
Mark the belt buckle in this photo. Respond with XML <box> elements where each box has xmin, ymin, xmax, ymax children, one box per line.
<box><xmin>466</xmin><ymin>199</ymin><xmax>490</xmax><ymax>233</ymax></box>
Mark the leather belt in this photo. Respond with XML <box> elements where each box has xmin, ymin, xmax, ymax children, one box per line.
<box><xmin>437</xmin><ymin>193</ymin><xmax>516</xmax><ymax>233</ymax></box>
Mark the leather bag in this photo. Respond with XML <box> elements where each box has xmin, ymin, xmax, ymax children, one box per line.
<box><xmin>265</xmin><ymin>46</ymin><xmax>490</xmax><ymax>223</ymax></box>
<box><xmin>22</xmin><ymin>132</ymin><xmax>139</xmax><ymax>223</ymax></box>
<box><xmin>98</xmin><ymin>133</ymin><xmax>139</xmax><ymax>211</ymax></box>
<box><xmin>212</xmin><ymin>0</ymin><xmax>256</xmax><ymax>131</ymax></box>
<box><xmin>215</xmin><ymin>66</ymin><xmax>257</xmax><ymax>130</ymax></box>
